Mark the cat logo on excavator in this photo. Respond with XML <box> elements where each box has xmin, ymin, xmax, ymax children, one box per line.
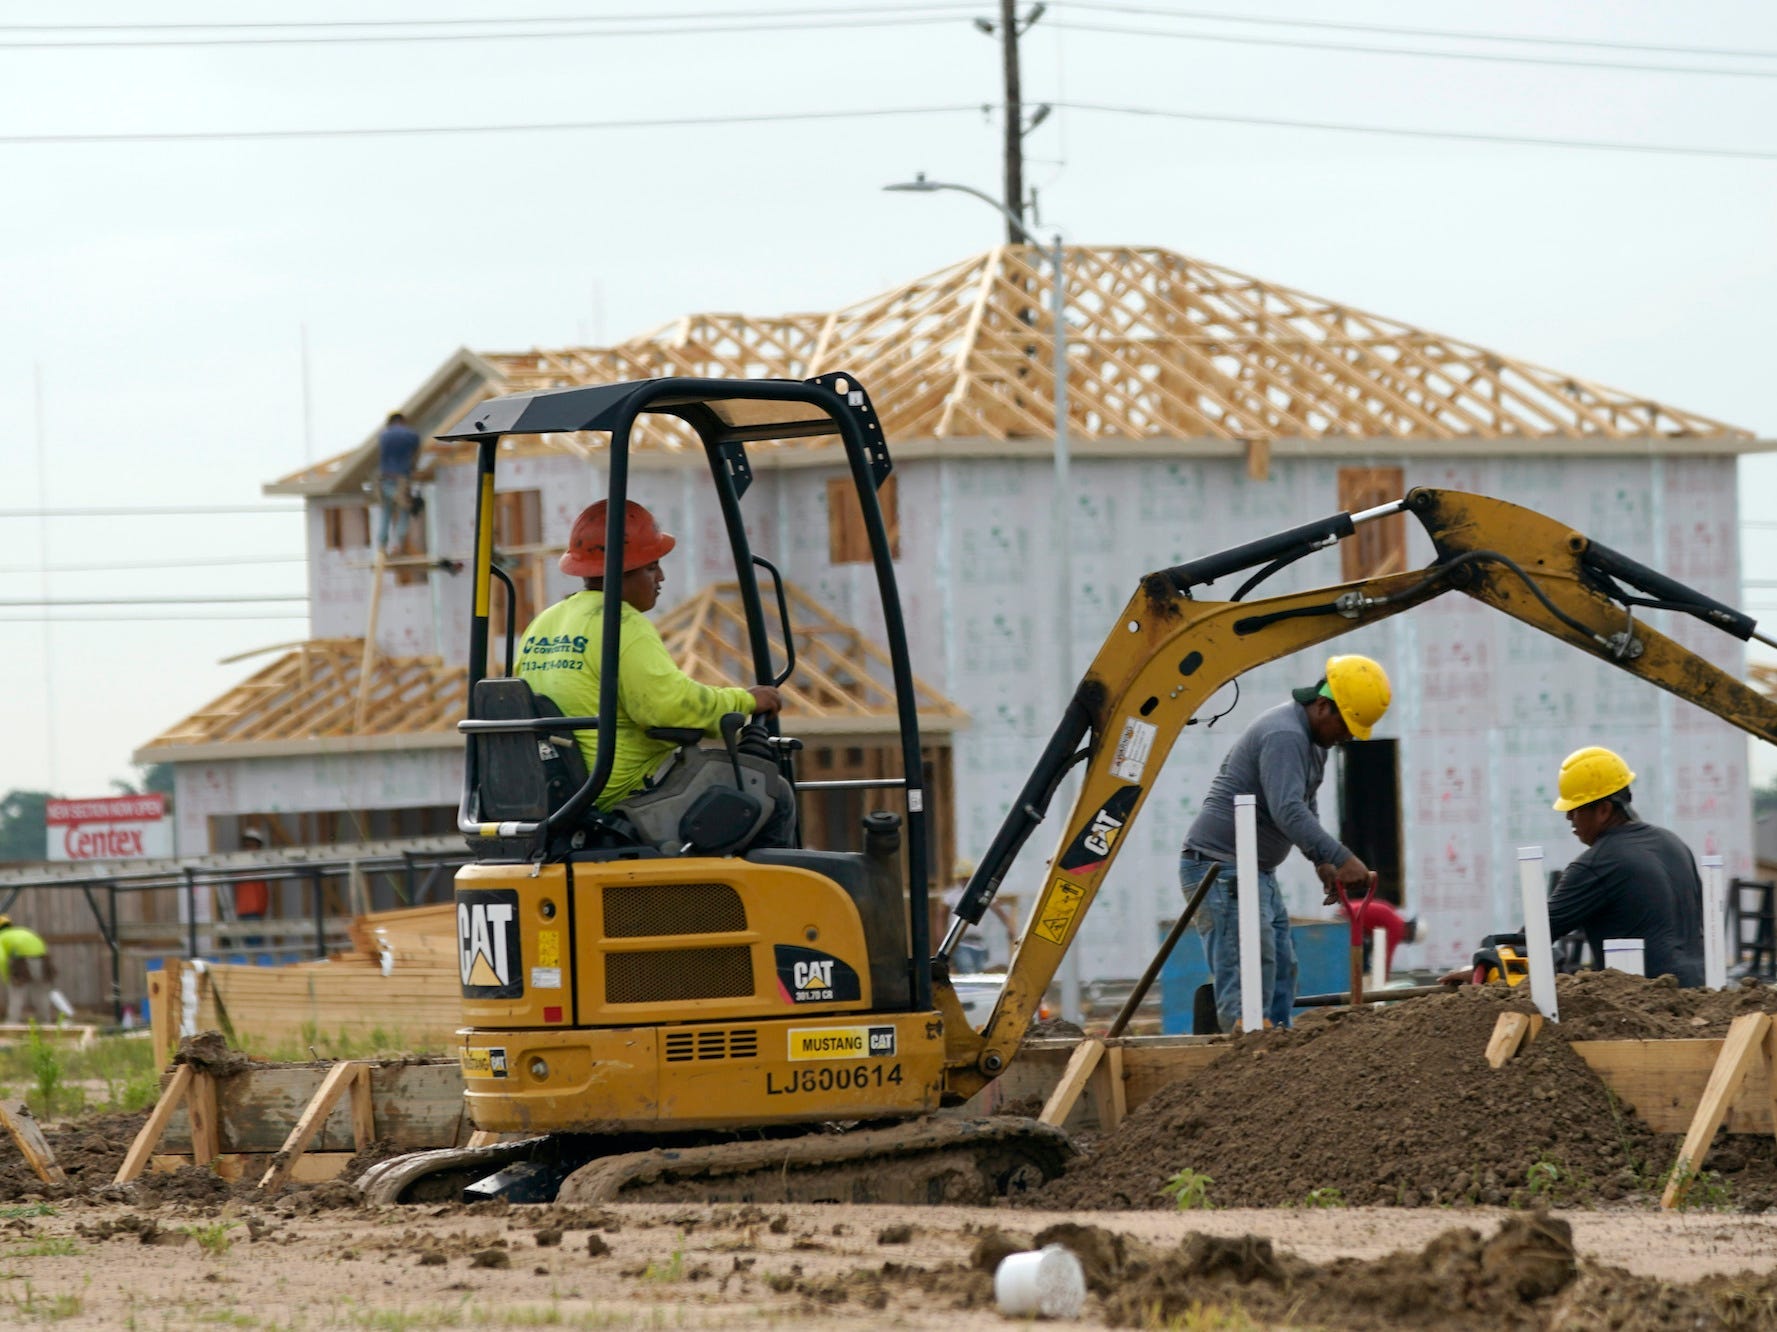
<box><xmin>459</xmin><ymin>891</ymin><xmax>522</xmax><ymax>998</ymax></box>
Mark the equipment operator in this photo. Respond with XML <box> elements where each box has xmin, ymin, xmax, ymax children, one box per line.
<box><xmin>1179</xmin><ymin>654</ymin><xmax>1392</xmax><ymax>1032</ymax></box>
<box><xmin>516</xmin><ymin>499</ymin><xmax>796</xmax><ymax>846</ymax></box>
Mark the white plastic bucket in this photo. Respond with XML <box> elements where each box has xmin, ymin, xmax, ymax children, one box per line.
<box><xmin>1603</xmin><ymin>939</ymin><xmax>1645</xmax><ymax>977</ymax></box>
<box><xmin>994</xmin><ymin>1244</ymin><xmax>1086</xmax><ymax>1320</ymax></box>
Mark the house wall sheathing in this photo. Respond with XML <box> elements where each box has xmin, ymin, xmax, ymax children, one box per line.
<box><xmin>215</xmin><ymin>444</ymin><xmax>1745</xmax><ymax>984</ymax></box>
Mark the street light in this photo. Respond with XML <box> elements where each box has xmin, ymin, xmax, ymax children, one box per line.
<box><xmin>884</xmin><ymin>174</ymin><xmax>1081</xmax><ymax>1021</ymax></box>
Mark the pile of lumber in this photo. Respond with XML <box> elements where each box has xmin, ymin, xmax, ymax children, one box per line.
<box><xmin>150</xmin><ymin>904</ymin><xmax>461</xmax><ymax>1065</ymax></box>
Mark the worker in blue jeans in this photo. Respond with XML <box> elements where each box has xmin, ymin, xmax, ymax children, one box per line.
<box><xmin>1178</xmin><ymin>655</ymin><xmax>1392</xmax><ymax>1032</ymax></box>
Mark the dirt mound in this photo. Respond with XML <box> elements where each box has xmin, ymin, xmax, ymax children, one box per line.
<box><xmin>1034</xmin><ymin>985</ymin><xmax>1671</xmax><ymax>1210</ymax></box>
<box><xmin>173</xmin><ymin>1030</ymin><xmax>256</xmax><ymax>1077</ymax></box>
<box><xmin>1097</xmin><ymin>1214</ymin><xmax>1777</xmax><ymax>1331</ymax></box>
<box><xmin>1552</xmin><ymin>970</ymin><xmax>1777</xmax><ymax>1040</ymax></box>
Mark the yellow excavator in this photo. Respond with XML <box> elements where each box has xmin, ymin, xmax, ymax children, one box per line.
<box><xmin>360</xmin><ymin>371</ymin><xmax>1777</xmax><ymax>1205</ymax></box>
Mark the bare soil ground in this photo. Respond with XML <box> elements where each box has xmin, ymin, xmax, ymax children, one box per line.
<box><xmin>7</xmin><ymin>974</ymin><xmax>1777</xmax><ymax>1326</ymax></box>
<box><xmin>1</xmin><ymin>1197</ymin><xmax>1774</xmax><ymax>1329</ymax></box>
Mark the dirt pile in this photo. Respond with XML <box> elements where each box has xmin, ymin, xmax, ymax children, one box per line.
<box><xmin>1090</xmin><ymin>1214</ymin><xmax>1777</xmax><ymax>1331</ymax></box>
<box><xmin>1035</xmin><ymin>984</ymin><xmax>1673</xmax><ymax>1210</ymax></box>
<box><xmin>1552</xmin><ymin>970</ymin><xmax>1777</xmax><ymax>1040</ymax></box>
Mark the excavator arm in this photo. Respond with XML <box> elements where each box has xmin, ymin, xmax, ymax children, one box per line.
<box><xmin>937</xmin><ymin>487</ymin><xmax>1777</xmax><ymax>1100</ymax></box>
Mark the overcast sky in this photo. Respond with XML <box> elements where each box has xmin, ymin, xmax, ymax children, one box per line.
<box><xmin>2</xmin><ymin>0</ymin><xmax>1775</xmax><ymax>803</ymax></box>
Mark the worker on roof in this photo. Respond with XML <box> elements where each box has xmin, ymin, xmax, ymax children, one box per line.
<box><xmin>1446</xmin><ymin>747</ymin><xmax>1705</xmax><ymax>988</ymax></box>
<box><xmin>1179</xmin><ymin>654</ymin><xmax>1392</xmax><ymax>1033</ymax></box>
<box><xmin>516</xmin><ymin>499</ymin><xmax>795</xmax><ymax>844</ymax></box>
<box><xmin>0</xmin><ymin>916</ymin><xmax>54</xmax><ymax>1025</ymax></box>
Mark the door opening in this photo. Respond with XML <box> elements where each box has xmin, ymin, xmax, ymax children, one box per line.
<box><xmin>1337</xmin><ymin>738</ymin><xmax>1403</xmax><ymax>905</ymax></box>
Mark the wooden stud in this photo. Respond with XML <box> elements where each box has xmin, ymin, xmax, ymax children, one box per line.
<box><xmin>259</xmin><ymin>1061</ymin><xmax>364</xmax><ymax>1193</ymax></box>
<box><xmin>0</xmin><ymin>1102</ymin><xmax>67</xmax><ymax>1186</ymax></box>
<box><xmin>117</xmin><ymin>1064</ymin><xmax>195</xmax><ymax>1184</ymax></box>
<box><xmin>465</xmin><ymin>1130</ymin><xmax>501</xmax><ymax>1149</ymax></box>
<box><xmin>1484</xmin><ymin>1011</ymin><xmax>1544</xmax><ymax>1069</ymax></box>
<box><xmin>1662</xmin><ymin>1012</ymin><xmax>1773</xmax><ymax>1209</ymax></box>
<box><xmin>1037</xmin><ymin>1039</ymin><xmax>1106</xmax><ymax>1128</ymax></box>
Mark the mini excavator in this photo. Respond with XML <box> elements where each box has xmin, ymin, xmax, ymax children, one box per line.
<box><xmin>360</xmin><ymin>372</ymin><xmax>1777</xmax><ymax>1206</ymax></box>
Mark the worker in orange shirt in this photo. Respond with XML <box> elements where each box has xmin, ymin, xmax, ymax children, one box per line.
<box><xmin>235</xmin><ymin>827</ymin><xmax>272</xmax><ymax>947</ymax></box>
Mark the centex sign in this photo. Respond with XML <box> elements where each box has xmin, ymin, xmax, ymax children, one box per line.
<box><xmin>45</xmin><ymin>795</ymin><xmax>172</xmax><ymax>862</ymax></box>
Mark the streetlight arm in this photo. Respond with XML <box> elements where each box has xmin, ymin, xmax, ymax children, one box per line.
<box><xmin>882</xmin><ymin>177</ymin><xmax>1038</xmax><ymax>247</ymax></box>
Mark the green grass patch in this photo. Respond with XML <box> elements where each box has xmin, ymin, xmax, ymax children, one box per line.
<box><xmin>6</xmin><ymin>1239</ymin><xmax>77</xmax><ymax>1259</ymax></box>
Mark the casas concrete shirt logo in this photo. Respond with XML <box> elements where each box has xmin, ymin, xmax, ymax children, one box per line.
<box><xmin>459</xmin><ymin>891</ymin><xmax>523</xmax><ymax>999</ymax></box>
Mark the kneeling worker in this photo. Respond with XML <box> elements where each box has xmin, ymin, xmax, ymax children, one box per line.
<box><xmin>1447</xmin><ymin>747</ymin><xmax>1704</xmax><ymax>988</ymax></box>
<box><xmin>517</xmin><ymin>498</ymin><xmax>795</xmax><ymax>846</ymax></box>
<box><xmin>1179</xmin><ymin>654</ymin><xmax>1392</xmax><ymax>1032</ymax></box>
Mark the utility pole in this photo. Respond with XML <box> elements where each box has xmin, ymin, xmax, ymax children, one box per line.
<box><xmin>999</xmin><ymin>0</ymin><xmax>1023</xmax><ymax>245</ymax></box>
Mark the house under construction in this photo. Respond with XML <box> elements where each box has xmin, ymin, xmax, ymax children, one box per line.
<box><xmin>136</xmin><ymin>244</ymin><xmax>1768</xmax><ymax>977</ymax></box>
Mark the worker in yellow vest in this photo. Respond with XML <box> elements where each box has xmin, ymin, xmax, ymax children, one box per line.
<box><xmin>0</xmin><ymin>918</ymin><xmax>53</xmax><ymax>1025</ymax></box>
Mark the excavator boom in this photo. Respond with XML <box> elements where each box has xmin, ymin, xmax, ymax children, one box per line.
<box><xmin>942</xmin><ymin>487</ymin><xmax>1777</xmax><ymax>1098</ymax></box>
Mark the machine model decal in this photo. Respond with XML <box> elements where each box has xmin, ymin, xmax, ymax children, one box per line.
<box><xmin>766</xmin><ymin>1062</ymin><xmax>904</xmax><ymax>1095</ymax></box>
<box><xmin>774</xmin><ymin>945</ymin><xmax>862</xmax><ymax>1005</ymax></box>
<box><xmin>460</xmin><ymin>1046</ymin><xmax>508</xmax><ymax>1078</ymax></box>
<box><xmin>459</xmin><ymin>890</ymin><xmax>523</xmax><ymax>999</ymax></box>
<box><xmin>1033</xmin><ymin>876</ymin><xmax>1086</xmax><ymax>946</ymax></box>
<box><xmin>1056</xmin><ymin>785</ymin><xmax>1143</xmax><ymax>875</ymax></box>
<box><xmin>1110</xmin><ymin>716</ymin><xmax>1157</xmax><ymax>783</ymax></box>
<box><xmin>787</xmin><ymin>1025</ymin><xmax>897</xmax><ymax>1060</ymax></box>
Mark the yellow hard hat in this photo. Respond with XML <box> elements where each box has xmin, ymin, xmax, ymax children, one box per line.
<box><xmin>1324</xmin><ymin>655</ymin><xmax>1391</xmax><ymax>740</ymax></box>
<box><xmin>1552</xmin><ymin>746</ymin><xmax>1635</xmax><ymax>811</ymax></box>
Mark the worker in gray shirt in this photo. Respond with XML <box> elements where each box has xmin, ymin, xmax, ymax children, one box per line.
<box><xmin>1181</xmin><ymin>654</ymin><xmax>1391</xmax><ymax>1032</ymax></box>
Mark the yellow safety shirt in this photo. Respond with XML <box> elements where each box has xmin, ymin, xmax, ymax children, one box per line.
<box><xmin>515</xmin><ymin>591</ymin><xmax>757</xmax><ymax>809</ymax></box>
<box><xmin>0</xmin><ymin>927</ymin><xmax>47</xmax><ymax>969</ymax></box>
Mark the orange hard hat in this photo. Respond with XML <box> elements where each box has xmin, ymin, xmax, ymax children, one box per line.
<box><xmin>560</xmin><ymin>500</ymin><xmax>676</xmax><ymax>578</ymax></box>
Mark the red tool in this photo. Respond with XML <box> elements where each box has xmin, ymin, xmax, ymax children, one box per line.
<box><xmin>1334</xmin><ymin>872</ymin><xmax>1379</xmax><ymax>1008</ymax></box>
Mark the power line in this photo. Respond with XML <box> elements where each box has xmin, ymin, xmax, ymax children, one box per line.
<box><xmin>0</xmin><ymin>553</ymin><xmax>304</xmax><ymax>575</ymax></box>
<box><xmin>1</xmin><ymin>100</ymin><xmax>1770</xmax><ymax>162</ymax></box>
<box><xmin>0</xmin><ymin>14</ymin><xmax>967</xmax><ymax>50</ymax></box>
<box><xmin>0</xmin><ymin>595</ymin><xmax>306</xmax><ymax>607</ymax></box>
<box><xmin>0</xmin><ymin>613</ymin><xmax>307</xmax><ymax>623</ymax></box>
<box><xmin>0</xmin><ymin>504</ymin><xmax>303</xmax><ymax>517</ymax></box>
<box><xmin>0</xmin><ymin>103</ymin><xmax>983</xmax><ymax>147</ymax></box>
<box><xmin>1048</xmin><ymin>19</ymin><xmax>1777</xmax><ymax>80</ymax></box>
<box><xmin>1058</xmin><ymin>100</ymin><xmax>1777</xmax><ymax>163</ymax></box>
<box><xmin>1053</xmin><ymin>2</ymin><xmax>1777</xmax><ymax>63</ymax></box>
<box><xmin>0</xmin><ymin>5</ymin><xmax>976</xmax><ymax>32</ymax></box>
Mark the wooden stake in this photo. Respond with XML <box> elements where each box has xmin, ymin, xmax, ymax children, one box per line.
<box><xmin>1484</xmin><ymin>1011</ymin><xmax>1544</xmax><ymax>1069</ymax></box>
<box><xmin>116</xmin><ymin>1065</ymin><xmax>195</xmax><ymax>1184</ymax></box>
<box><xmin>188</xmin><ymin>1072</ymin><xmax>220</xmax><ymax>1166</ymax></box>
<box><xmin>1769</xmin><ymin>1022</ymin><xmax>1777</xmax><ymax>1153</ymax></box>
<box><xmin>0</xmin><ymin>1102</ymin><xmax>66</xmax><ymax>1186</ymax></box>
<box><xmin>259</xmin><ymin>1061</ymin><xmax>362</xmax><ymax>1193</ymax></box>
<box><xmin>465</xmin><ymin>1130</ymin><xmax>501</xmax><ymax>1149</ymax></box>
<box><xmin>1098</xmin><ymin>1044</ymin><xmax>1128</xmax><ymax>1132</ymax></box>
<box><xmin>349</xmin><ymin>1066</ymin><xmax>376</xmax><ymax>1150</ymax></box>
<box><xmin>1037</xmin><ymin>1040</ymin><xmax>1105</xmax><ymax>1128</ymax></box>
<box><xmin>1662</xmin><ymin>1012</ymin><xmax>1772</xmax><ymax>1209</ymax></box>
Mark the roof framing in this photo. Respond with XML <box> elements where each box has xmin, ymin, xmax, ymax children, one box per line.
<box><xmin>271</xmin><ymin>245</ymin><xmax>1753</xmax><ymax>496</ymax></box>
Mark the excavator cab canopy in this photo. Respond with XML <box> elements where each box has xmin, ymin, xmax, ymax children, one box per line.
<box><xmin>437</xmin><ymin>373</ymin><xmax>929</xmax><ymax>986</ymax></box>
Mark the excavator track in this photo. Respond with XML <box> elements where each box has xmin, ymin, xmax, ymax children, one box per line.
<box><xmin>357</xmin><ymin>1118</ymin><xmax>1071</xmax><ymax>1207</ymax></box>
<box><xmin>556</xmin><ymin>1117</ymin><xmax>1071</xmax><ymax>1205</ymax></box>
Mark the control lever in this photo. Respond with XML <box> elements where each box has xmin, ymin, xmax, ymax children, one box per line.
<box><xmin>718</xmin><ymin>712</ymin><xmax>748</xmax><ymax>790</ymax></box>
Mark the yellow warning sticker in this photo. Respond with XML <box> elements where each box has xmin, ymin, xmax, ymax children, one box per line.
<box><xmin>537</xmin><ymin>929</ymin><xmax>559</xmax><ymax>968</ymax></box>
<box><xmin>1033</xmin><ymin>877</ymin><xmax>1085</xmax><ymax>945</ymax></box>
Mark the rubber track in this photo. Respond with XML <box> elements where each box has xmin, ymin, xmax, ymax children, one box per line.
<box><xmin>357</xmin><ymin>1139</ymin><xmax>549</xmax><ymax>1205</ymax></box>
<box><xmin>554</xmin><ymin>1117</ymin><xmax>1072</xmax><ymax>1206</ymax></box>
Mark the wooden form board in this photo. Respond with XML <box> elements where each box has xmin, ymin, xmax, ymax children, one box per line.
<box><xmin>1573</xmin><ymin>1036</ymin><xmax>1775</xmax><ymax>1135</ymax></box>
<box><xmin>1661</xmin><ymin>1014</ymin><xmax>1774</xmax><ymax>1208</ymax></box>
<box><xmin>958</xmin><ymin>1036</ymin><xmax>1227</xmax><ymax>1135</ymax></box>
<box><xmin>154</xmin><ymin>1060</ymin><xmax>466</xmax><ymax>1155</ymax></box>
